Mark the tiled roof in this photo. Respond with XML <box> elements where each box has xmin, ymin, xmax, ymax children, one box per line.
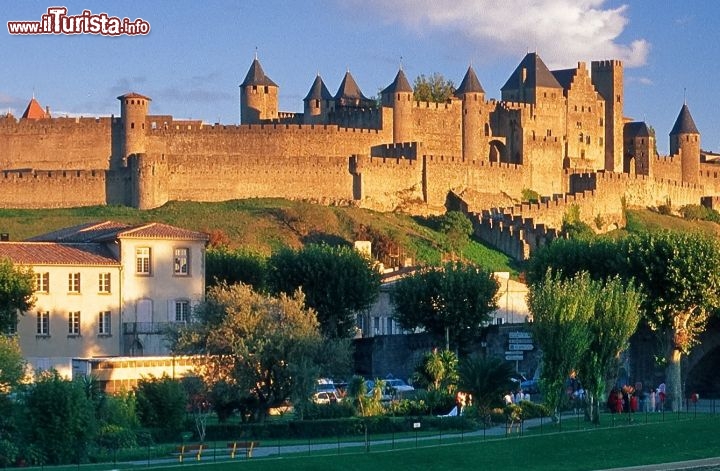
<box><xmin>381</xmin><ymin>69</ymin><xmax>413</xmax><ymax>95</ymax></box>
<box><xmin>241</xmin><ymin>58</ymin><xmax>278</xmax><ymax>88</ymax></box>
<box><xmin>117</xmin><ymin>223</ymin><xmax>209</xmax><ymax>241</ymax></box>
<box><xmin>27</xmin><ymin>221</ymin><xmax>132</xmax><ymax>243</ymax></box>
<box><xmin>501</xmin><ymin>52</ymin><xmax>562</xmax><ymax>91</ymax></box>
<box><xmin>455</xmin><ymin>66</ymin><xmax>485</xmax><ymax>95</ymax></box>
<box><xmin>304</xmin><ymin>74</ymin><xmax>333</xmax><ymax>101</ymax></box>
<box><xmin>117</xmin><ymin>92</ymin><xmax>152</xmax><ymax>101</ymax></box>
<box><xmin>670</xmin><ymin>103</ymin><xmax>699</xmax><ymax>135</ymax></box>
<box><xmin>29</xmin><ymin>221</ymin><xmax>209</xmax><ymax>242</ymax></box>
<box><xmin>551</xmin><ymin>68</ymin><xmax>576</xmax><ymax>91</ymax></box>
<box><xmin>625</xmin><ymin>122</ymin><xmax>651</xmax><ymax>138</ymax></box>
<box><xmin>21</xmin><ymin>98</ymin><xmax>48</xmax><ymax>120</ymax></box>
<box><xmin>0</xmin><ymin>242</ymin><xmax>119</xmax><ymax>266</ymax></box>
<box><xmin>334</xmin><ymin>71</ymin><xmax>369</xmax><ymax>101</ymax></box>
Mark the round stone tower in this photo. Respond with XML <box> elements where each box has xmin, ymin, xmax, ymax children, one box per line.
<box><xmin>117</xmin><ymin>92</ymin><xmax>150</xmax><ymax>163</ymax></box>
<box><xmin>670</xmin><ymin>103</ymin><xmax>700</xmax><ymax>185</ymax></box>
<box><xmin>455</xmin><ymin>65</ymin><xmax>486</xmax><ymax>161</ymax></box>
<box><xmin>303</xmin><ymin>74</ymin><xmax>332</xmax><ymax>124</ymax></box>
<box><xmin>381</xmin><ymin>68</ymin><xmax>413</xmax><ymax>143</ymax></box>
<box><xmin>240</xmin><ymin>57</ymin><xmax>279</xmax><ymax>124</ymax></box>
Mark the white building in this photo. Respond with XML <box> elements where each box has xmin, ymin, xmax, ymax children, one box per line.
<box><xmin>0</xmin><ymin>221</ymin><xmax>208</xmax><ymax>377</ymax></box>
<box><xmin>357</xmin><ymin>269</ymin><xmax>530</xmax><ymax>338</ymax></box>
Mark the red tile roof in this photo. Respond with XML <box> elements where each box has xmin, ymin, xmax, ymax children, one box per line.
<box><xmin>117</xmin><ymin>223</ymin><xmax>209</xmax><ymax>241</ymax></box>
<box><xmin>21</xmin><ymin>98</ymin><xmax>48</xmax><ymax>120</ymax></box>
<box><xmin>0</xmin><ymin>242</ymin><xmax>119</xmax><ymax>266</ymax></box>
<box><xmin>29</xmin><ymin>221</ymin><xmax>208</xmax><ymax>243</ymax></box>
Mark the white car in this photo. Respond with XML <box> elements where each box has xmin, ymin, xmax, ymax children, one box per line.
<box><xmin>312</xmin><ymin>391</ymin><xmax>341</xmax><ymax>404</ymax></box>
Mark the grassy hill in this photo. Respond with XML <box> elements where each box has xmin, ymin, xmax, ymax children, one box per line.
<box><xmin>0</xmin><ymin>199</ymin><xmax>519</xmax><ymax>274</ymax></box>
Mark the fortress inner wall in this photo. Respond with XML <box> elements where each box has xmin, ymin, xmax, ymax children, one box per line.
<box><xmin>410</xmin><ymin>102</ymin><xmax>462</xmax><ymax>156</ymax></box>
<box><xmin>164</xmin><ymin>153</ymin><xmax>355</xmax><ymax>204</ymax></box>
<box><xmin>424</xmin><ymin>156</ymin><xmax>528</xmax><ymax>208</ymax></box>
<box><xmin>146</xmin><ymin>123</ymin><xmax>391</xmax><ymax>159</ymax></box>
<box><xmin>0</xmin><ymin>118</ymin><xmax>113</xmax><ymax>170</ymax></box>
<box><xmin>352</xmin><ymin>155</ymin><xmax>424</xmax><ymax>211</ymax></box>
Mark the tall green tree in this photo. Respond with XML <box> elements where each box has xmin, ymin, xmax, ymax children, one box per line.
<box><xmin>391</xmin><ymin>262</ymin><xmax>499</xmax><ymax>352</ymax></box>
<box><xmin>175</xmin><ymin>283</ymin><xmax>347</xmax><ymax>420</ymax></box>
<box><xmin>529</xmin><ymin>271</ymin><xmax>595</xmax><ymax>420</ymax></box>
<box><xmin>578</xmin><ymin>276</ymin><xmax>642</xmax><ymax>423</ymax></box>
<box><xmin>268</xmin><ymin>244</ymin><xmax>380</xmax><ymax>338</ymax></box>
<box><xmin>622</xmin><ymin>231</ymin><xmax>720</xmax><ymax>411</ymax></box>
<box><xmin>22</xmin><ymin>371</ymin><xmax>97</xmax><ymax>465</ymax></box>
<box><xmin>528</xmin><ymin>232</ymin><xmax>720</xmax><ymax>411</ymax></box>
<box><xmin>0</xmin><ymin>259</ymin><xmax>35</xmax><ymax>332</ymax></box>
<box><xmin>413</xmin><ymin>73</ymin><xmax>455</xmax><ymax>103</ymax></box>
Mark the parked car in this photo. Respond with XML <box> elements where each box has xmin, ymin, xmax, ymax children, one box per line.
<box><xmin>385</xmin><ymin>378</ymin><xmax>415</xmax><ymax>395</ymax></box>
<box><xmin>312</xmin><ymin>390</ymin><xmax>341</xmax><ymax>404</ymax></box>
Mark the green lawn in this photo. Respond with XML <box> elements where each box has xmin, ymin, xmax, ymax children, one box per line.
<box><xmin>33</xmin><ymin>414</ymin><xmax>720</xmax><ymax>471</ymax></box>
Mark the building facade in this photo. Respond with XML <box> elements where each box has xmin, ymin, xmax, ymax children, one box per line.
<box><xmin>0</xmin><ymin>221</ymin><xmax>208</xmax><ymax>377</ymax></box>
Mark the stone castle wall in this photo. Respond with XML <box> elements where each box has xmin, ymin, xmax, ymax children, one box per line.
<box><xmin>0</xmin><ymin>169</ymin><xmax>109</xmax><ymax>208</ymax></box>
<box><xmin>0</xmin><ymin>117</ymin><xmax>114</xmax><ymax>170</ymax></box>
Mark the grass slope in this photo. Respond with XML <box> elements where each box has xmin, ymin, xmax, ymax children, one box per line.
<box><xmin>0</xmin><ymin>200</ymin><xmax>518</xmax><ymax>273</ymax></box>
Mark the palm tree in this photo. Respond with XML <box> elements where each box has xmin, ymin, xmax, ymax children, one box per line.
<box><xmin>458</xmin><ymin>356</ymin><xmax>514</xmax><ymax>425</ymax></box>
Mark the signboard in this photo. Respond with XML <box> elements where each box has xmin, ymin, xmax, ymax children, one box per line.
<box><xmin>505</xmin><ymin>354</ymin><xmax>524</xmax><ymax>361</ymax></box>
<box><xmin>509</xmin><ymin>338</ymin><xmax>534</xmax><ymax>344</ymax></box>
<box><xmin>508</xmin><ymin>343</ymin><xmax>534</xmax><ymax>351</ymax></box>
<box><xmin>413</xmin><ymin>422</ymin><xmax>421</xmax><ymax>429</ymax></box>
<box><xmin>508</xmin><ymin>331</ymin><xmax>531</xmax><ymax>339</ymax></box>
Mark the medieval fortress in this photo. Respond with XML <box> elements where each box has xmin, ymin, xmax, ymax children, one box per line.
<box><xmin>2</xmin><ymin>52</ymin><xmax>718</xmax><ymax>259</ymax></box>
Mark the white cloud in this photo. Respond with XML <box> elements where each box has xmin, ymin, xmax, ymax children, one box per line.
<box><xmin>348</xmin><ymin>0</ymin><xmax>649</xmax><ymax>68</ymax></box>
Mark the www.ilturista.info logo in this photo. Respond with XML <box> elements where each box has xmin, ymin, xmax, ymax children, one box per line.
<box><xmin>7</xmin><ymin>7</ymin><xmax>150</xmax><ymax>36</ymax></box>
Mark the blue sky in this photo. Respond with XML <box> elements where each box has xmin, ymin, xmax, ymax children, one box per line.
<box><xmin>2</xmin><ymin>1</ymin><xmax>718</xmax><ymax>154</ymax></box>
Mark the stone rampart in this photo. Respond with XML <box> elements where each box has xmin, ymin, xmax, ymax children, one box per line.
<box><xmin>0</xmin><ymin>117</ymin><xmax>113</xmax><ymax>170</ymax></box>
<box><xmin>0</xmin><ymin>169</ymin><xmax>108</xmax><ymax>208</ymax></box>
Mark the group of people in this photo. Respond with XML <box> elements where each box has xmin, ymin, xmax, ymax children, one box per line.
<box><xmin>504</xmin><ymin>389</ymin><xmax>530</xmax><ymax>405</ymax></box>
<box><xmin>607</xmin><ymin>382</ymin><xmax>667</xmax><ymax>413</ymax></box>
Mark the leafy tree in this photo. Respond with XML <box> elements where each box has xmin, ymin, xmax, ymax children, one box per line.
<box><xmin>0</xmin><ymin>259</ymin><xmax>35</xmax><ymax>333</ymax></box>
<box><xmin>413</xmin><ymin>73</ymin><xmax>455</xmax><ymax>103</ymax></box>
<box><xmin>175</xmin><ymin>283</ymin><xmax>344</xmax><ymax>420</ymax></box>
<box><xmin>529</xmin><ymin>271</ymin><xmax>642</xmax><ymax>423</ymax></box>
<box><xmin>268</xmin><ymin>244</ymin><xmax>381</xmax><ymax>338</ymax></box>
<box><xmin>622</xmin><ymin>231</ymin><xmax>720</xmax><ymax>411</ymax></box>
<box><xmin>0</xmin><ymin>335</ymin><xmax>25</xmax><ymax>393</ymax></box>
<box><xmin>458</xmin><ymin>356</ymin><xmax>514</xmax><ymax>424</ymax></box>
<box><xmin>134</xmin><ymin>375</ymin><xmax>187</xmax><ymax>441</ymax></box>
<box><xmin>439</xmin><ymin>211</ymin><xmax>473</xmax><ymax>259</ymax></box>
<box><xmin>206</xmin><ymin>247</ymin><xmax>267</xmax><ymax>290</ymax></box>
<box><xmin>528</xmin><ymin>271</ymin><xmax>595</xmax><ymax>420</ymax></box>
<box><xmin>22</xmin><ymin>371</ymin><xmax>97</xmax><ymax>465</ymax></box>
<box><xmin>391</xmin><ymin>262</ymin><xmax>499</xmax><ymax>352</ymax></box>
<box><xmin>527</xmin><ymin>232</ymin><xmax>720</xmax><ymax>411</ymax></box>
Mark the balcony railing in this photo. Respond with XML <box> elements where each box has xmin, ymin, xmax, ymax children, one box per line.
<box><xmin>123</xmin><ymin>322</ymin><xmax>178</xmax><ymax>335</ymax></box>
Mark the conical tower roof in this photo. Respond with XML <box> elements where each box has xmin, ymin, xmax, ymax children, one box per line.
<box><xmin>334</xmin><ymin>71</ymin><xmax>369</xmax><ymax>101</ymax></box>
<box><xmin>21</xmin><ymin>97</ymin><xmax>48</xmax><ymax>120</ymax></box>
<box><xmin>240</xmin><ymin>58</ymin><xmax>278</xmax><ymax>88</ymax></box>
<box><xmin>455</xmin><ymin>65</ymin><xmax>485</xmax><ymax>95</ymax></box>
<box><xmin>670</xmin><ymin>103</ymin><xmax>699</xmax><ymax>135</ymax></box>
<box><xmin>501</xmin><ymin>52</ymin><xmax>562</xmax><ymax>91</ymax></box>
<box><xmin>304</xmin><ymin>74</ymin><xmax>333</xmax><ymax>101</ymax></box>
<box><xmin>381</xmin><ymin>69</ymin><xmax>413</xmax><ymax>95</ymax></box>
